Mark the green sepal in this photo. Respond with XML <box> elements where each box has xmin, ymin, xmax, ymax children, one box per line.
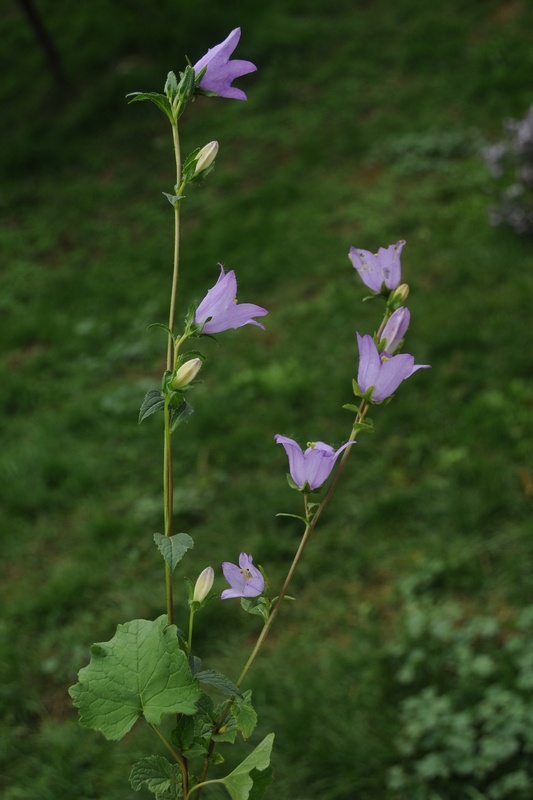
<box><xmin>164</xmin><ymin>71</ymin><xmax>179</xmax><ymax>101</ymax></box>
<box><xmin>211</xmin><ymin>752</ymin><xmax>225</xmax><ymax>766</ymax></box>
<box><xmin>240</xmin><ymin>596</ymin><xmax>270</xmax><ymax>623</ymax></box>
<box><xmin>129</xmin><ymin>755</ymin><xmax>182</xmax><ymax>797</ymax></box>
<box><xmin>139</xmin><ymin>389</ymin><xmax>165</xmax><ymax>423</ymax></box>
<box><xmin>177</xmin><ymin>64</ymin><xmax>197</xmax><ymax>104</ymax></box>
<box><xmin>69</xmin><ymin>616</ymin><xmax>201</xmax><ymax>740</ymax></box>
<box><xmin>197</xmin><ymin>669</ymin><xmax>242</xmax><ymax>698</ymax></box>
<box><xmin>170</xmin><ymin>399</ymin><xmax>194</xmax><ymax>431</ymax></box>
<box><xmin>216</xmin><ymin>733</ymin><xmax>275</xmax><ymax>800</ymax></box>
<box><xmin>126</xmin><ymin>92</ymin><xmax>174</xmax><ymax>124</ymax></box>
<box><xmin>352</xmin><ymin>379</ymin><xmax>375</xmax><ymax>403</ymax></box>
<box><xmin>182</xmin><ymin>147</ymin><xmax>201</xmax><ymax>182</ymax></box>
<box><xmin>231</xmin><ymin>690</ymin><xmax>257</xmax><ymax>739</ymax></box>
<box><xmin>154</xmin><ymin>532</ymin><xmax>194</xmax><ymax>573</ymax></box>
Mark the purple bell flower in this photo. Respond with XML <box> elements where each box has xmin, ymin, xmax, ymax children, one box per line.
<box><xmin>193</xmin><ymin>28</ymin><xmax>257</xmax><ymax>101</ymax></box>
<box><xmin>221</xmin><ymin>553</ymin><xmax>264</xmax><ymax>600</ymax></box>
<box><xmin>356</xmin><ymin>333</ymin><xmax>430</xmax><ymax>402</ymax></box>
<box><xmin>274</xmin><ymin>435</ymin><xmax>354</xmax><ymax>491</ymax></box>
<box><xmin>348</xmin><ymin>241</ymin><xmax>405</xmax><ymax>293</ymax></box>
<box><xmin>194</xmin><ymin>266</ymin><xmax>268</xmax><ymax>334</ymax></box>
<box><xmin>379</xmin><ymin>307</ymin><xmax>410</xmax><ymax>354</ymax></box>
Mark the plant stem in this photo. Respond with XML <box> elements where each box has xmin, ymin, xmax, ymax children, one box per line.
<box><xmin>149</xmin><ymin>723</ymin><xmax>188</xmax><ymax>793</ymax></box>
<box><xmin>162</xmin><ymin>120</ymin><xmax>183</xmax><ymax>624</ymax></box>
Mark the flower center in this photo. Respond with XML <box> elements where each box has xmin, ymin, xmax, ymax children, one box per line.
<box><xmin>239</xmin><ymin>568</ymin><xmax>252</xmax><ymax>582</ymax></box>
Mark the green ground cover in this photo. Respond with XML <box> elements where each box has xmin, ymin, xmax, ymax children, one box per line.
<box><xmin>1</xmin><ymin>1</ymin><xmax>532</xmax><ymax>797</ymax></box>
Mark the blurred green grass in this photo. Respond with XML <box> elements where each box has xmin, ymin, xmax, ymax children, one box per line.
<box><xmin>1</xmin><ymin>0</ymin><xmax>532</xmax><ymax>798</ymax></box>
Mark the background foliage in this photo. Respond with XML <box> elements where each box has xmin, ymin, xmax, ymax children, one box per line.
<box><xmin>1</xmin><ymin>1</ymin><xmax>532</xmax><ymax>798</ymax></box>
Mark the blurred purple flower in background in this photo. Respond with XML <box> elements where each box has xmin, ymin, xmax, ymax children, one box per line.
<box><xmin>356</xmin><ymin>333</ymin><xmax>429</xmax><ymax>402</ymax></box>
<box><xmin>274</xmin><ymin>435</ymin><xmax>354</xmax><ymax>490</ymax></box>
<box><xmin>221</xmin><ymin>553</ymin><xmax>264</xmax><ymax>599</ymax></box>
<box><xmin>194</xmin><ymin>28</ymin><xmax>257</xmax><ymax>101</ymax></box>
<box><xmin>348</xmin><ymin>241</ymin><xmax>405</xmax><ymax>293</ymax></box>
<box><xmin>194</xmin><ymin>266</ymin><xmax>268</xmax><ymax>334</ymax></box>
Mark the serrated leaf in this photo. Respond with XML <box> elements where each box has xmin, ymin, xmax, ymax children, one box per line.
<box><xmin>197</xmin><ymin>669</ymin><xmax>242</xmax><ymax>698</ymax></box>
<box><xmin>154</xmin><ymin>533</ymin><xmax>194</xmax><ymax>573</ymax></box>
<box><xmin>69</xmin><ymin>616</ymin><xmax>201</xmax><ymax>740</ymax></box>
<box><xmin>130</xmin><ymin>755</ymin><xmax>182</xmax><ymax>796</ymax></box>
<box><xmin>231</xmin><ymin>690</ymin><xmax>257</xmax><ymax>739</ymax></box>
<box><xmin>219</xmin><ymin>734</ymin><xmax>275</xmax><ymax>800</ymax></box>
<box><xmin>170</xmin><ymin>400</ymin><xmax>194</xmax><ymax>431</ymax></box>
<box><xmin>139</xmin><ymin>389</ymin><xmax>165</xmax><ymax>423</ymax></box>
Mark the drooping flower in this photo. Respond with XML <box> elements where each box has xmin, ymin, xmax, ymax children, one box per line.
<box><xmin>194</xmin><ymin>266</ymin><xmax>268</xmax><ymax>334</ymax></box>
<box><xmin>193</xmin><ymin>566</ymin><xmax>214</xmax><ymax>603</ymax></box>
<box><xmin>193</xmin><ymin>28</ymin><xmax>257</xmax><ymax>101</ymax></box>
<box><xmin>356</xmin><ymin>333</ymin><xmax>430</xmax><ymax>402</ymax></box>
<box><xmin>379</xmin><ymin>307</ymin><xmax>410</xmax><ymax>354</ymax></box>
<box><xmin>221</xmin><ymin>553</ymin><xmax>264</xmax><ymax>600</ymax></box>
<box><xmin>348</xmin><ymin>241</ymin><xmax>405</xmax><ymax>293</ymax></box>
<box><xmin>274</xmin><ymin>435</ymin><xmax>354</xmax><ymax>491</ymax></box>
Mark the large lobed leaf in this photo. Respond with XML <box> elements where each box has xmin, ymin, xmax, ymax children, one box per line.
<box><xmin>69</xmin><ymin>616</ymin><xmax>201</xmax><ymax>740</ymax></box>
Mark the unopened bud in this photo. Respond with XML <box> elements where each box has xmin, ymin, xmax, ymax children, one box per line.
<box><xmin>193</xmin><ymin>567</ymin><xmax>214</xmax><ymax>603</ymax></box>
<box><xmin>194</xmin><ymin>141</ymin><xmax>219</xmax><ymax>175</ymax></box>
<box><xmin>380</xmin><ymin>307</ymin><xmax>410</xmax><ymax>354</ymax></box>
<box><xmin>387</xmin><ymin>282</ymin><xmax>410</xmax><ymax>311</ymax></box>
<box><xmin>170</xmin><ymin>358</ymin><xmax>202</xmax><ymax>389</ymax></box>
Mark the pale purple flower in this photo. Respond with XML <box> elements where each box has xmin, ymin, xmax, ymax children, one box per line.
<box><xmin>221</xmin><ymin>553</ymin><xmax>264</xmax><ymax>600</ymax></box>
<box><xmin>193</xmin><ymin>28</ymin><xmax>257</xmax><ymax>101</ymax></box>
<box><xmin>379</xmin><ymin>307</ymin><xmax>410</xmax><ymax>354</ymax></box>
<box><xmin>274</xmin><ymin>435</ymin><xmax>354</xmax><ymax>491</ymax></box>
<box><xmin>348</xmin><ymin>241</ymin><xmax>405</xmax><ymax>293</ymax></box>
<box><xmin>194</xmin><ymin>266</ymin><xmax>268</xmax><ymax>334</ymax></box>
<box><xmin>356</xmin><ymin>333</ymin><xmax>430</xmax><ymax>402</ymax></box>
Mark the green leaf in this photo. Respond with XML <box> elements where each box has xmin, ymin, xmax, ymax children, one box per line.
<box><xmin>139</xmin><ymin>389</ymin><xmax>165</xmax><ymax>423</ymax></box>
<box><xmin>219</xmin><ymin>734</ymin><xmax>275</xmax><ymax>800</ymax></box>
<box><xmin>197</xmin><ymin>669</ymin><xmax>242</xmax><ymax>698</ymax></box>
<box><xmin>127</xmin><ymin>92</ymin><xmax>174</xmax><ymax>123</ymax></box>
<box><xmin>170</xmin><ymin>400</ymin><xmax>194</xmax><ymax>431</ymax></box>
<box><xmin>162</xmin><ymin>192</ymin><xmax>185</xmax><ymax>207</ymax></box>
<box><xmin>240</xmin><ymin>597</ymin><xmax>270</xmax><ymax>623</ymax></box>
<box><xmin>154</xmin><ymin>533</ymin><xmax>194</xmax><ymax>573</ymax></box>
<box><xmin>69</xmin><ymin>616</ymin><xmax>201</xmax><ymax>740</ymax></box>
<box><xmin>231</xmin><ymin>690</ymin><xmax>257</xmax><ymax>739</ymax></box>
<box><xmin>130</xmin><ymin>755</ymin><xmax>182</xmax><ymax>797</ymax></box>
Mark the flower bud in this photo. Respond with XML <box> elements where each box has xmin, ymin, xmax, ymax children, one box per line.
<box><xmin>193</xmin><ymin>566</ymin><xmax>214</xmax><ymax>603</ymax></box>
<box><xmin>170</xmin><ymin>358</ymin><xmax>202</xmax><ymax>390</ymax></box>
<box><xmin>194</xmin><ymin>141</ymin><xmax>219</xmax><ymax>175</ymax></box>
<box><xmin>388</xmin><ymin>283</ymin><xmax>410</xmax><ymax>311</ymax></box>
<box><xmin>380</xmin><ymin>307</ymin><xmax>410</xmax><ymax>354</ymax></box>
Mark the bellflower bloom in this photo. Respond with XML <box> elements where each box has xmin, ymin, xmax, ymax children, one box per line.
<box><xmin>274</xmin><ymin>435</ymin><xmax>354</xmax><ymax>491</ymax></box>
<box><xmin>356</xmin><ymin>333</ymin><xmax>430</xmax><ymax>402</ymax></box>
<box><xmin>221</xmin><ymin>553</ymin><xmax>264</xmax><ymax>600</ymax></box>
<box><xmin>193</xmin><ymin>28</ymin><xmax>257</xmax><ymax>101</ymax></box>
<box><xmin>379</xmin><ymin>307</ymin><xmax>410</xmax><ymax>354</ymax></box>
<box><xmin>194</xmin><ymin>266</ymin><xmax>268</xmax><ymax>334</ymax></box>
<box><xmin>349</xmin><ymin>240</ymin><xmax>405</xmax><ymax>293</ymax></box>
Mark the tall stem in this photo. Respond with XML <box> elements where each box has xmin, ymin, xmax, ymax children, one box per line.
<box><xmin>163</xmin><ymin>120</ymin><xmax>183</xmax><ymax>624</ymax></box>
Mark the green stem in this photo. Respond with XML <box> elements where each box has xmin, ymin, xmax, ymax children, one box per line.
<box><xmin>149</xmin><ymin>723</ymin><xmax>188</xmax><ymax>793</ymax></box>
<box><xmin>163</xmin><ymin>395</ymin><xmax>174</xmax><ymax>623</ymax></box>
<box><xmin>162</xmin><ymin>120</ymin><xmax>183</xmax><ymax>624</ymax></box>
<box><xmin>236</xmin><ymin>407</ymin><xmax>366</xmax><ymax>688</ymax></box>
<box><xmin>187</xmin><ymin>607</ymin><xmax>195</xmax><ymax>652</ymax></box>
